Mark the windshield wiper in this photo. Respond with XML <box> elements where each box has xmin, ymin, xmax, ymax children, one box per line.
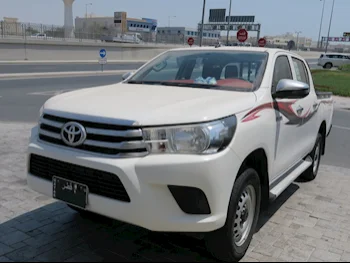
<box><xmin>126</xmin><ymin>80</ymin><xmax>221</xmax><ymax>89</ymax></box>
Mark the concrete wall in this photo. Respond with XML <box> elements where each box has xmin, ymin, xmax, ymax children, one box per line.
<box><xmin>0</xmin><ymin>43</ymin><xmax>174</xmax><ymax>61</ymax></box>
<box><xmin>0</xmin><ymin>39</ymin><xmax>322</xmax><ymax>61</ymax></box>
<box><xmin>0</xmin><ymin>39</ymin><xmax>183</xmax><ymax>61</ymax></box>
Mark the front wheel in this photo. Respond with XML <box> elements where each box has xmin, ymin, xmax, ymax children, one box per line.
<box><xmin>205</xmin><ymin>168</ymin><xmax>261</xmax><ymax>262</ymax></box>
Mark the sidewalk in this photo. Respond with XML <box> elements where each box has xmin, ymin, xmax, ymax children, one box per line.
<box><xmin>0</xmin><ymin>122</ymin><xmax>350</xmax><ymax>262</ymax></box>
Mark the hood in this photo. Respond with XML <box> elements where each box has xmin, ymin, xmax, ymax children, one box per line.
<box><xmin>43</xmin><ymin>83</ymin><xmax>257</xmax><ymax>126</ymax></box>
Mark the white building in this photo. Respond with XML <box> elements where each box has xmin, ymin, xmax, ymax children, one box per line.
<box><xmin>264</xmin><ymin>32</ymin><xmax>313</xmax><ymax>49</ymax></box>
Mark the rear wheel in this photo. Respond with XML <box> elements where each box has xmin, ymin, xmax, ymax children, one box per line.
<box><xmin>301</xmin><ymin>133</ymin><xmax>323</xmax><ymax>181</ymax></box>
<box><xmin>324</xmin><ymin>63</ymin><xmax>332</xmax><ymax>69</ymax></box>
<box><xmin>205</xmin><ymin>168</ymin><xmax>261</xmax><ymax>262</ymax></box>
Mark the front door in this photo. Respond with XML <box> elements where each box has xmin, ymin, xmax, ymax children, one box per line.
<box><xmin>270</xmin><ymin>54</ymin><xmax>303</xmax><ymax>179</ymax></box>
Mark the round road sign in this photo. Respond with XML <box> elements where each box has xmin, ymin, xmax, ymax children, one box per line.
<box><xmin>187</xmin><ymin>37</ymin><xmax>194</xmax><ymax>46</ymax></box>
<box><xmin>258</xmin><ymin>38</ymin><xmax>267</xmax><ymax>47</ymax></box>
<box><xmin>99</xmin><ymin>49</ymin><xmax>106</xmax><ymax>58</ymax></box>
<box><xmin>237</xmin><ymin>29</ymin><xmax>248</xmax><ymax>43</ymax></box>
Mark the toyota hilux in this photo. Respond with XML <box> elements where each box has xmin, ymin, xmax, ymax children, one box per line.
<box><xmin>27</xmin><ymin>47</ymin><xmax>333</xmax><ymax>262</ymax></box>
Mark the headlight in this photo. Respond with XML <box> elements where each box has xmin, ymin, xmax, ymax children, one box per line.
<box><xmin>142</xmin><ymin>115</ymin><xmax>237</xmax><ymax>154</ymax></box>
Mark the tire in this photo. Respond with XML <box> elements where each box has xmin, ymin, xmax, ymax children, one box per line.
<box><xmin>324</xmin><ymin>63</ymin><xmax>332</xmax><ymax>69</ymax></box>
<box><xmin>301</xmin><ymin>133</ymin><xmax>323</xmax><ymax>181</ymax></box>
<box><xmin>205</xmin><ymin>168</ymin><xmax>261</xmax><ymax>262</ymax></box>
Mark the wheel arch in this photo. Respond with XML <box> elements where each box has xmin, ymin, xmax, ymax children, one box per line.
<box><xmin>236</xmin><ymin>148</ymin><xmax>270</xmax><ymax>211</ymax></box>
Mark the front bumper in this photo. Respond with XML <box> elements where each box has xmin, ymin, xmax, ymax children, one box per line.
<box><xmin>27</xmin><ymin>126</ymin><xmax>243</xmax><ymax>232</ymax></box>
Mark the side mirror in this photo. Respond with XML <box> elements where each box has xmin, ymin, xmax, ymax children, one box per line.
<box><xmin>272</xmin><ymin>79</ymin><xmax>310</xmax><ymax>99</ymax></box>
<box><xmin>122</xmin><ymin>71</ymin><xmax>135</xmax><ymax>80</ymax></box>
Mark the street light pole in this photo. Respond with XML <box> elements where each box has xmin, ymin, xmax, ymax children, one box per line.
<box><xmin>325</xmin><ymin>0</ymin><xmax>335</xmax><ymax>53</ymax></box>
<box><xmin>199</xmin><ymin>0</ymin><xmax>206</xmax><ymax>47</ymax></box>
<box><xmin>226</xmin><ymin>0</ymin><xmax>232</xmax><ymax>46</ymax></box>
<box><xmin>295</xmin><ymin>31</ymin><xmax>302</xmax><ymax>51</ymax></box>
<box><xmin>317</xmin><ymin>0</ymin><xmax>326</xmax><ymax>48</ymax></box>
<box><xmin>85</xmin><ymin>3</ymin><xmax>92</xmax><ymax>19</ymax></box>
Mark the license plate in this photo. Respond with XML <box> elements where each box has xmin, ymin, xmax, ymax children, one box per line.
<box><xmin>53</xmin><ymin>176</ymin><xmax>89</xmax><ymax>209</ymax></box>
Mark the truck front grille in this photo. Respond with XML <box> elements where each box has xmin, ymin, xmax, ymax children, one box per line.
<box><xmin>29</xmin><ymin>154</ymin><xmax>131</xmax><ymax>202</ymax></box>
<box><xmin>38</xmin><ymin>113</ymin><xmax>148</xmax><ymax>157</ymax></box>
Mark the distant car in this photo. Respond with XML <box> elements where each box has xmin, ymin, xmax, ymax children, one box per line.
<box><xmin>31</xmin><ymin>33</ymin><xmax>46</xmax><ymax>38</ymax></box>
<box><xmin>318</xmin><ymin>53</ymin><xmax>350</xmax><ymax>69</ymax></box>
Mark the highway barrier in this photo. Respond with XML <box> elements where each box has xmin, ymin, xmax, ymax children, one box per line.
<box><xmin>0</xmin><ymin>39</ymin><xmax>322</xmax><ymax>61</ymax></box>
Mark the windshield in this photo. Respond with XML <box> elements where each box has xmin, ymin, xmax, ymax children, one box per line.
<box><xmin>127</xmin><ymin>49</ymin><xmax>268</xmax><ymax>91</ymax></box>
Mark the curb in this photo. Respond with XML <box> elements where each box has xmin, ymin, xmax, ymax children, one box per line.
<box><xmin>0</xmin><ymin>60</ymin><xmax>148</xmax><ymax>64</ymax></box>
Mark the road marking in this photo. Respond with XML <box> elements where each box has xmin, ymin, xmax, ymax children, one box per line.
<box><xmin>334</xmin><ymin>125</ymin><xmax>350</xmax><ymax>131</ymax></box>
<box><xmin>27</xmin><ymin>90</ymin><xmax>75</xmax><ymax>96</ymax></box>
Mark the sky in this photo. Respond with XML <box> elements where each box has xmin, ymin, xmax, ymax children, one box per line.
<box><xmin>1</xmin><ymin>0</ymin><xmax>349</xmax><ymax>41</ymax></box>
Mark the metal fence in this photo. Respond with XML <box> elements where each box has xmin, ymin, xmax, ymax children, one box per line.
<box><xmin>2</xmin><ymin>21</ymin><xmax>344</xmax><ymax>51</ymax></box>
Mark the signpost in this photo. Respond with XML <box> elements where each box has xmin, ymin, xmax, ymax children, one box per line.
<box><xmin>258</xmin><ymin>38</ymin><xmax>267</xmax><ymax>47</ymax></box>
<box><xmin>99</xmin><ymin>49</ymin><xmax>107</xmax><ymax>71</ymax></box>
<box><xmin>188</xmin><ymin>37</ymin><xmax>194</xmax><ymax>47</ymax></box>
<box><xmin>236</xmin><ymin>28</ymin><xmax>248</xmax><ymax>43</ymax></box>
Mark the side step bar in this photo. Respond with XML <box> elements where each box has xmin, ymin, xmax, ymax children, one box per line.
<box><xmin>269</xmin><ymin>156</ymin><xmax>313</xmax><ymax>202</ymax></box>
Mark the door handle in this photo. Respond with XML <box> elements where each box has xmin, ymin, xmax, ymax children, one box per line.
<box><xmin>296</xmin><ymin>106</ymin><xmax>304</xmax><ymax>115</ymax></box>
<box><xmin>313</xmin><ymin>103</ymin><xmax>318</xmax><ymax>110</ymax></box>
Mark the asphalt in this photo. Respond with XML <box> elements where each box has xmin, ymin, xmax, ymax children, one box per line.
<box><xmin>0</xmin><ymin>59</ymin><xmax>319</xmax><ymax>74</ymax></box>
<box><xmin>0</xmin><ymin>74</ymin><xmax>349</xmax><ymax>169</ymax></box>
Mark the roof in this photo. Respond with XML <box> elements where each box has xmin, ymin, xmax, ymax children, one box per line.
<box><xmin>165</xmin><ymin>46</ymin><xmax>308</xmax><ymax>61</ymax></box>
<box><xmin>322</xmin><ymin>52</ymin><xmax>350</xmax><ymax>56</ymax></box>
<box><xmin>169</xmin><ymin>46</ymin><xmax>295</xmax><ymax>54</ymax></box>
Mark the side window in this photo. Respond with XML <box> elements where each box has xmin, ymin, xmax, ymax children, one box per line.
<box><xmin>292</xmin><ymin>58</ymin><xmax>310</xmax><ymax>85</ymax></box>
<box><xmin>272</xmin><ymin>55</ymin><xmax>293</xmax><ymax>92</ymax></box>
<box><xmin>190</xmin><ymin>58</ymin><xmax>204</xmax><ymax>79</ymax></box>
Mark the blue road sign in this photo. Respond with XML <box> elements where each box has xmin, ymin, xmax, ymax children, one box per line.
<box><xmin>99</xmin><ymin>49</ymin><xmax>106</xmax><ymax>58</ymax></box>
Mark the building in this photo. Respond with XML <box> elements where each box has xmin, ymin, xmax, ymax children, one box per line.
<box><xmin>75</xmin><ymin>12</ymin><xmax>157</xmax><ymax>41</ymax></box>
<box><xmin>156</xmin><ymin>26</ymin><xmax>221</xmax><ymax>45</ymax></box>
<box><xmin>0</xmin><ymin>17</ymin><xmax>23</xmax><ymax>36</ymax></box>
<box><xmin>264</xmin><ymin>32</ymin><xmax>313</xmax><ymax>49</ymax></box>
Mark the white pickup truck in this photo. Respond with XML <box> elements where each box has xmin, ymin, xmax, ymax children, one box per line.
<box><xmin>27</xmin><ymin>47</ymin><xmax>333</xmax><ymax>261</ymax></box>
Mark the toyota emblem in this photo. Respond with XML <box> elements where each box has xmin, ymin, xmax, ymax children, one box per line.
<box><xmin>61</xmin><ymin>122</ymin><xmax>87</xmax><ymax>147</ymax></box>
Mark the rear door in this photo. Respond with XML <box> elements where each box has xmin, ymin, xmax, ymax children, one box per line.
<box><xmin>290</xmin><ymin>56</ymin><xmax>319</xmax><ymax>157</ymax></box>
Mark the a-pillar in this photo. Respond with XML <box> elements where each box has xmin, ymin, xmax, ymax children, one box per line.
<box><xmin>63</xmin><ymin>0</ymin><xmax>75</xmax><ymax>39</ymax></box>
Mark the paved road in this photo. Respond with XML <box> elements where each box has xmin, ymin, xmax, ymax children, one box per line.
<box><xmin>0</xmin><ymin>63</ymin><xmax>145</xmax><ymax>74</ymax></box>
<box><xmin>0</xmin><ymin>75</ymin><xmax>123</xmax><ymax>122</ymax></box>
<box><xmin>0</xmin><ymin>59</ymin><xmax>319</xmax><ymax>74</ymax></box>
<box><xmin>0</xmin><ymin>74</ymin><xmax>349</xmax><ymax>169</ymax></box>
